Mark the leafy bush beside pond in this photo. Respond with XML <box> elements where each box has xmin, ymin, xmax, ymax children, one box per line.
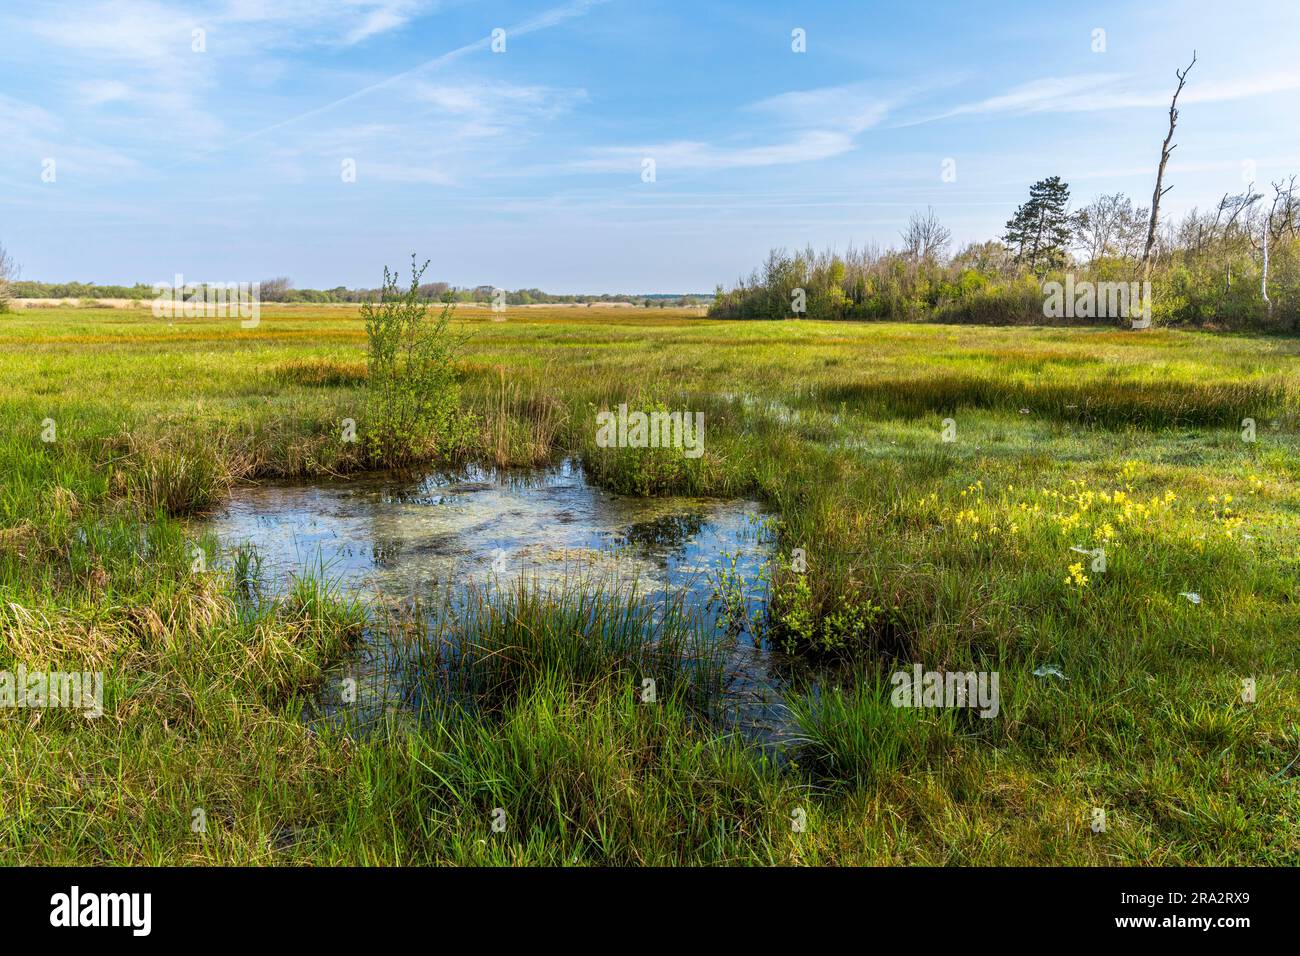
<box><xmin>363</xmin><ymin>257</ymin><xmax>473</xmax><ymax>468</ymax></box>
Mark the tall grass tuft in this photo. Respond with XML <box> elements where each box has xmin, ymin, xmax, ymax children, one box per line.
<box><xmin>480</xmin><ymin>366</ymin><xmax>568</xmax><ymax>467</ymax></box>
<box><xmin>407</xmin><ymin>672</ymin><xmax>783</xmax><ymax>864</ymax></box>
<box><xmin>116</xmin><ymin>432</ymin><xmax>231</xmax><ymax>515</ymax></box>
<box><xmin>785</xmin><ymin>672</ymin><xmax>958</xmax><ymax>785</ymax></box>
<box><xmin>437</xmin><ymin>578</ymin><xmax>725</xmax><ymax>716</ymax></box>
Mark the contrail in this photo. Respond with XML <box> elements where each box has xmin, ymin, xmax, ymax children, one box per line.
<box><xmin>220</xmin><ymin>0</ymin><xmax>610</xmax><ymax>151</ymax></box>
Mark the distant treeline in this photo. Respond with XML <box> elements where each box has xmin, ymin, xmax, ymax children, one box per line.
<box><xmin>710</xmin><ymin>176</ymin><xmax>1300</xmax><ymax>331</ymax></box>
<box><xmin>8</xmin><ymin>277</ymin><xmax>710</xmax><ymax>308</ymax></box>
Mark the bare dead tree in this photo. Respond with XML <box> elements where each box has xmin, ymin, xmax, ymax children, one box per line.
<box><xmin>1267</xmin><ymin>176</ymin><xmax>1298</xmax><ymax>243</ymax></box>
<box><xmin>1220</xmin><ymin>186</ymin><xmax>1262</xmax><ymax>235</ymax></box>
<box><xmin>900</xmin><ymin>207</ymin><xmax>952</xmax><ymax>263</ymax></box>
<box><xmin>1074</xmin><ymin>195</ymin><xmax>1120</xmax><ymax>266</ymax></box>
<box><xmin>1074</xmin><ymin>193</ymin><xmax>1146</xmax><ymax>267</ymax></box>
<box><xmin>1141</xmin><ymin>52</ymin><xmax>1196</xmax><ymax>285</ymax></box>
<box><xmin>1260</xmin><ymin>178</ymin><xmax>1297</xmax><ymax>314</ymax></box>
<box><xmin>1262</xmin><ymin>211</ymin><xmax>1271</xmax><ymax>314</ymax></box>
<box><xmin>0</xmin><ymin>242</ymin><xmax>17</xmax><ymax>312</ymax></box>
<box><xmin>1214</xmin><ymin>186</ymin><xmax>1263</xmax><ymax>290</ymax></box>
<box><xmin>259</xmin><ymin>276</ymin><xmax>293</xmax><ymax>302</ymax></box>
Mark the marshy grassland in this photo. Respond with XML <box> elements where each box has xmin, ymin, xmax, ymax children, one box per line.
<box><xmin>1</xmin><ymin>303</ymin><xmax>1297</xmax><ymax>865</ymax></box>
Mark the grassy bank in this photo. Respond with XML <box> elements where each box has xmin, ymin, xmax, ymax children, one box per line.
<box><xmin>1</xmin><ymin>305</ymin><xmax>1297</xmax><ymax>864</ymax></box>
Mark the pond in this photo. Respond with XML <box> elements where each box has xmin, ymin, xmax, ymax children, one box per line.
<box><xmin>203</xmin><ymin>459</ymin><xmax>803</xmax><ymax>746</ymax></box>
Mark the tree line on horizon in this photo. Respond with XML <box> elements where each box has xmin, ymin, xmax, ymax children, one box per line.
<box><xmin>0</xmin><ymin>269</ymin><xmax>710</xmax><ymax>311</ymax></box>
<box><xmin>707</xmin><ymin>173</ymin><xmax>1300</xmax><ymax>331</ymax></box>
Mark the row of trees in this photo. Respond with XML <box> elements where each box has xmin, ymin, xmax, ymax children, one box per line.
<box><xmin>258</xmin><ymin>281</ymin><xmax>708</xmax><ymax>307</ymax></box>
<box><xmin>708</xmin><ymin>172</ymin><xmax>1300</xmax><ymax>330</ymax></box>
<box><xmin>0</xmin><ymin>270</ymin><xmax>710</xmax><ymax>308</ymax></box>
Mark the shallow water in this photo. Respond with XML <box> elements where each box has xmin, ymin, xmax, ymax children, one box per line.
<box><xmin>203</xmin><ymin>460</ymin><xmax>802</xmax><ymax>746</ymax></box>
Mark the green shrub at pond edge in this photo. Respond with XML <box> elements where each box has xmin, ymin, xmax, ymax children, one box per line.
<box><xmin>363</xmin><ymin>257</ymin><xmax>474</xmax><ymax>468</ymax></box>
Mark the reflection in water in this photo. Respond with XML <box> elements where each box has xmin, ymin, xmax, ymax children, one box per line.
<box><xmin>203</xmin><ymin>459</ymin><xmax>804</xmax><ymax>746</ymax></box>
<box><xmin>623</xmin><ymin>512</ymin><xmax>706</xmax><ymax>551</ymax></box>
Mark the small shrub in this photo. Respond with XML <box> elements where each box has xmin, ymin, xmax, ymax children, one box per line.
<box><xmin>768</xmin><ymin>564</ymin><xmax>883</xmax><ymax>655</ymax></box>
<box><xmin>363</xmin><ymin>257</ymin><xmax>471</xmax><ymax>468</ymax></box>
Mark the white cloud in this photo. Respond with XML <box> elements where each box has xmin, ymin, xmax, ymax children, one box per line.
<box><xmin>3</xmin><ymin>0</ymin><xmax>458</xmax><ymax>159</ymax></box>
<box><xmin>410</xmin><ymin>81</ymin><xmax>586</xmax><ymax>120</ymax></box>
<box><xmin>353</xmin><ymin>160</ymin><xmax>456</xmax><ymax>185</ymax></box>
<box><xmin>570</xmin><ymin>82</ymin><xmax>896</xmax><ymax>176</ymax></box>
<box><xmin>340</xmin><ymin>2</ymin><xmax>429</xmax><ymax>45</ymax></box>
<box><xmin>574</xmin><ymin>131</ymin><xmax>856</xmax><ymax>174</ymax></box>
<box><xmin>0</xmin><ymin>93</ymin><xmax>139</xmax><ymax>179</ymax></box>
<box><xmin>215</xmin><ymin>0</ymin><xmax>437</xmax><ymax>46</ymax></box>
<box><xmin>75</xmin><ymin>80</ymin><xmax>134</xmax><ymax>106</ymax></box>
<box><xmin>34</xmin><ymin>2</ymin><xmax>182</xmax><ymax>60</ymax></box>
<box><xmin>748</xmin><ymin>83</ymin><xmax>893</xmax><ymax>134</ymax></box>
<box><xmin>944</xmin><ymin>70</ymin><xmax>1300</xmax><ymax>118</ymax></box>
<box><xmin>215</xmin><ymin>0</ymin><xmax>601</xmax><ymax>151</ymax></box>
<box><xmin>0</xmin><ymin>93</ymin><xmax>61</xmax><ymax>134</ymax></box>
<box><xmin>21</xmin><ymin>1</ymin><xmax>220</xmax><ymax>144</ymax></box>
<box><xmin>247</xmin><ymin>76</ymin><xmax>586</xmax><ymax>188</ymax></box>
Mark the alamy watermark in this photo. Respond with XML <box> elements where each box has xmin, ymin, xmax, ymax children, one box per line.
<box><xmin>1042</xmin><ymin>275</ymin><xmax>1151</xmax><ymax>329</ymax></box>
<box><xmin>890</xmin><ymin>665</ymin><xmax>999</xmax><ymax>718</ymax></box>
<box><xmin>1</xmin><ymin>666</ymin><xmax>103</xmax><ymax>717</ymax></box>
<box><xmin>50</xmin><ymin>886</ymin><xmax>150</xmax><ymax>936</ymax></box>
<box><xmin>595</xmin><ymin>404</ymin><xmax>705</xmax><ymax>459</ymax></box>
<box><xmin>152</xmin><ymin>274</ymin><xmax>261</xmax><ymax>327</ymax></box>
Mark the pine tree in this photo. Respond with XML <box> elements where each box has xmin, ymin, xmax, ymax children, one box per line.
<box><xmin>1004</xmin><ymin>176</ymin><xmax>1073</xmax><ymax>274</ymax></box>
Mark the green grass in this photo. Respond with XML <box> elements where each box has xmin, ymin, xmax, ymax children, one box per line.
<box><xmin>0</xmin><ymin>304</ymin><xmax>1297</xmax><ymax>864</ymax></box>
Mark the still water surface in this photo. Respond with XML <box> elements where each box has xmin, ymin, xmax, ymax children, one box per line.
<box><xmin>205</xmin><ymin>460</ymin><xmax>803</xmax><ymax>744</ymax></box>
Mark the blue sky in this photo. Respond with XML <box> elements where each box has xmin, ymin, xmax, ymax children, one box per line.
<box><xmin>2</xmin><ymin>0</ymin><xmax>1298</xmax><ymax>292</ymax></box>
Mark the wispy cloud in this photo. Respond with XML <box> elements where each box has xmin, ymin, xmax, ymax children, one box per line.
<box><xmin>0</xmin><ymin>93</ymin><xmax>60</xmax><ymax>134</ymax></box>
<box><xmin>573</xmin><ymin>132</ymin><xmax>856</xmax><ymax>174</ymax></box>
<box><xmin>10</xmin><ymin>0</ymin><xmax>451</xmax><ymax>153</ymax></box>
<box><xmin>0</xmin><ymin>92</ymin><xmax>139</xmax><ymax>179</ymax></box>
<box><xmin>747</xmin><ymin>83</ymin><xmax>894</xmax><ymax>135</ymax></box>
<box><xmin>342</xmin><ymin>1</ymin><xmax>430</xmax><ymax>45</ymax></box>
<box><xmin>258</xmin><ymin>78</ymin><xmax>587</xmax><ymax>186</ymax></box>
<box><xmin>217</xmin><ymin>0</ymin><xmax>605</xmax><ymax>150</ymax></box>
<box><xmin>571</xmin><ymin>82</ymin><xmax>899</xmax><ymax>175</ymax></box>
<box><xmin>214</xmin><ymin>0</ymin><xmax>441</xmax><ymax>46</ymax></box>
<box><xmin>75</xmin><ymin>80</ymin><xmax>135</xmax><ymax>107</ymax></box>
<box><xmin>941</xmin><ymin>69</ymin><xmax>1300</xmax><ymax>118</ymax></box>
<box><xmin>410</xmin><ymin>81</ymin><xmax>587</xmax><ymax>122</ymax></box>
